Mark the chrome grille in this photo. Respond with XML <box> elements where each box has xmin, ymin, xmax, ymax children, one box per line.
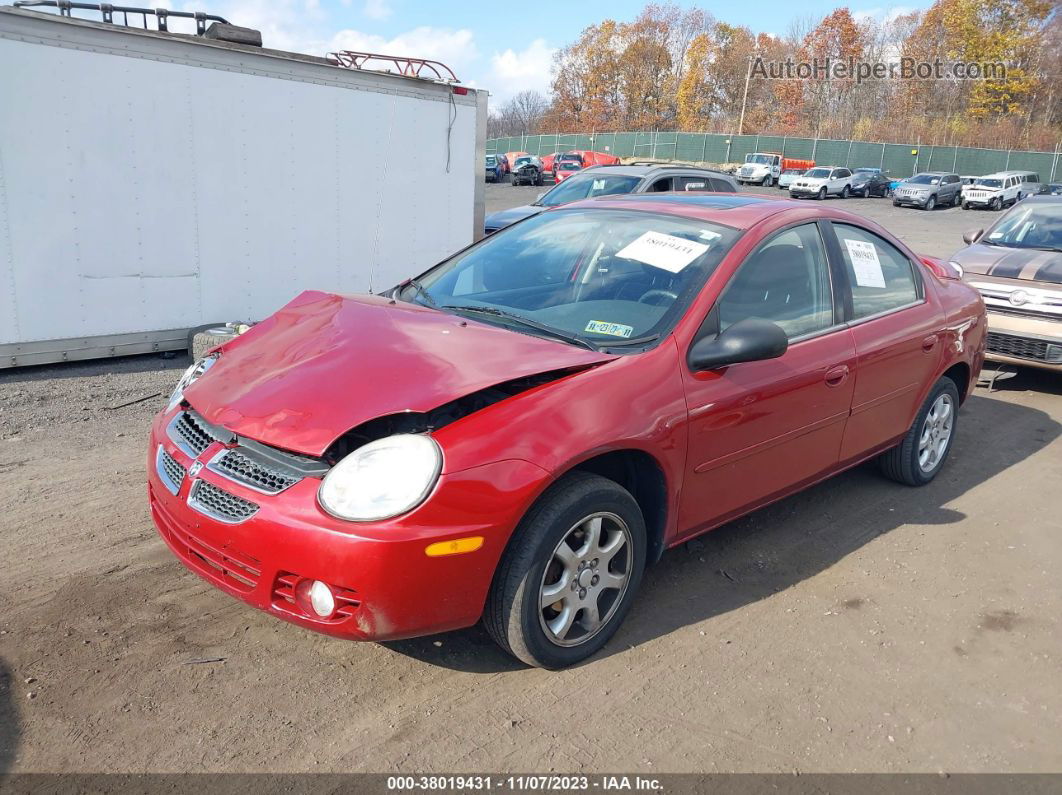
<box><xmin>986</xmin><ymin>332</ymin><xmax>1062</xmax><ymax>363</ymax></box>
<box><xmin>211</xmin><ymin>449</ymin><xmax>301</xmax><ymax>494</ymax></box>
<box><xmin>188</xmin><ymin>480</ymin><xmax>259</xmax><ymax>523</ymax></box>
<box><xmin>171</xmin><ymin>411</ymin><xmax>228</xmax><ymax>457</ymax></box>
<box><xmin>156</xmin><ymin>446</ymin><xmax>186</xmax><ymax>496</ymax></box>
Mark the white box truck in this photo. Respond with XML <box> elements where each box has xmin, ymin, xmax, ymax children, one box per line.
<box><xmin>0</xmin><ymin>5</ymin><xmax>487</xmax><ymax>367</ymax></box>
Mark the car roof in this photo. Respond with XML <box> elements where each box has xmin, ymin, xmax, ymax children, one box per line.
<box><xmin>558</xmin><ymin>193</ymin><xmax>805</xmax><ymax>230</ymax></box>
<box><xmin>1020</xmin><ymin>195</ymin><xmax>1062</xmax><ymax>205</ymax></box>
<box><xmin>582</xmin><ymin>164</ymin><xmax>733</xmax><ymax>178</ymax></box>
<box><xmin>915</xmin><ymin>171</ymin><xmax>955</xmax><ymax>176</ymax></box>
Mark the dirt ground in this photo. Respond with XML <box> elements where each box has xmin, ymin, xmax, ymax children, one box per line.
<box><xmin>1</xmin><ymin>188</ymin><xmax>1060</xmax><ymax>774</ymax></box>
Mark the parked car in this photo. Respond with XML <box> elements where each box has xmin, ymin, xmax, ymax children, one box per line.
<box><xmin>483</xmin><ymin>164</ymin><xmax>739</xmax><ymax>234</ymax></box>
<box><xmin>504</xmin><ymin>151</ymin><xmax>528</xmax><ymax>172</ymax></box>
<box><xmin>849</xmin><ymin>168</ymin><xmax>892</xmax><ymax>198</ymax></box>
<box><xmin>554</xmin><ymin>161</ymin><xmax>582</xmax><ymax>182</ymax></box>
<box><xmin>949</xmin><ymin>195</ymin><xmax>1062</xmax><ymax>372</ymax></box>
<box><xmin>149</xmin><ymin>193</ymin><xmax>985</xmax><ymax>668</ymax></box>
<box><xmin>789</xmin><ymin>166</ymin><xmax>854</xmax><ymax>199</ymax></box>
<box><xmin>962</xmin><ymin>171</ymin><xmax>1041</xmax><ymax>211</ymax></box>
<box><xmin>540</xmin><ymin>153</ymin><xmax>560</xmax><ymax>175</ymax></box>
<box><xmin>552</xmin><ymin>152</ymin><xmax>584</xmax><ymax>177</ymax></box>
<box><xmin>893</xmin><ymin>172</ymin><xmax>962</xmax><ymax>210</ymax></box>
<box><xmin>1038</xmin><ymin>183</ymin><xmax>1062</xmax><ymax>196</ymax></box>
<box><xmin>776</xmin><ymin>168</ymin><xmax>804</xmax><ymax>190</ymax></box>
<box><xmin>485</xmin><ymin>154</ymin><xmax>503</xmax><ymax>183</ymax></box>
<box><xmin>511</xmin><ymin>155</ymin><xmax>544</xmax><ymax>186</ymax></box>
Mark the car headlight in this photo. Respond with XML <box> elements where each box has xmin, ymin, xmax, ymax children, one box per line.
<box><xmin>167</xmin><ymin>354</ymin><xmax>219</xmax><ymax>411</ymax></box>
<box><xmin>318</xmin><ymin>434</ymin><xmax>442</xmax><ymax>522</ymax></box>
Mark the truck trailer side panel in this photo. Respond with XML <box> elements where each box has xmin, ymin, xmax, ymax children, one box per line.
<box><xmin>0</xmin><ymin>8</ymin><xmax>485</xmax><ymax>367</ymax></box>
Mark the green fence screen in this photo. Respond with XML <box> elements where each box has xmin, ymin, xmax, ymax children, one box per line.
<box><xmin>487</xmin><ymin>132</ymin><xmax>1062</xmax><ymax>180</ymax></box>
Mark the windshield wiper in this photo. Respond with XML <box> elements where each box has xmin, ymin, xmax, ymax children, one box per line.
<box><xmin>403</xmin><ymin>278</ymin><xmax>437</xmax><ymax>308</ymax></box>
<box><xmin>598</xmin><ymin>333</ymin><xmax>660</xmax><ymax>349</ymax></box>
<box><xmin>440</xmin><ymin>305</ymin><xmax>598</xmax><ymax>351</ymax></box>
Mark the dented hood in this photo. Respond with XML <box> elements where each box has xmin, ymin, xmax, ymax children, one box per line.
<box><xmin>184</xmin><ymin>291</ymin><xmax>614</xmax><ymax>457</ymax></box>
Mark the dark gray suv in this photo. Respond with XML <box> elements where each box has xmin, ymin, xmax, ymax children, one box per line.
<box><xmin>892</xmin><ymin>172</ymin><xmax>962</xmax><ymax>210</ymax></box>
<box><xmin>483</xmin><ymin>164</ymin><xmax>740</xmax><ymax>234</ymax></box>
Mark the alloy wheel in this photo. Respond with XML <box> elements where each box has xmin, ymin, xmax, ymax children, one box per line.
<box><xmin>918</xmin><ymin>393</ymin><xmax>954</xmax><ymax>473</ymax></box>
<box><xmin>538</xmin><ymin>512</ymin><xmax>633</xmax><ymax>647</ymax></box>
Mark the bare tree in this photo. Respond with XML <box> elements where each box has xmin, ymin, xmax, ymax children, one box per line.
<box><xmin>489</xmin><ymin>90</ymin><xmax>549</xmax><ymax>136</ymax></box>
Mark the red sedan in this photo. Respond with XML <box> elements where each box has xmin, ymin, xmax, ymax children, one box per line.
<box><xmin>148</xmin><ymin>194</ymin><xmax>985</xmax><ymax>668</ymax></box>
<box><xmin>554</xmin><ymin>161</ymin><xmax>582</xmax><ymax>182</ymax></box>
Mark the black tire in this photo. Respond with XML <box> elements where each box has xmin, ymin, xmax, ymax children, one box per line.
<box><xmin>840</xmin><ymin>184</ymin><xmax>850</xmax><ymax>199</ymax></box>
<box><xmin>991</xmin><ymin>197</ymin><xmax>1001</xmax><ymax>211</ymax></box>
<box><xmin>925</xmin><ymin>195</ymin><xmax>936</xmax><ymax>210</ymax></box>
<box><xmin>191</xmin><ymin>327</ymin><xmax>237</xmax><ymax>360</ymax></box>
<box><xmin>818</xmin><ymin>187</ymin><xmax>827</xmax><ymax>200</ymax></box>
<box><xmin>893</xmin><ymin>199</ymin><xmax>901</xmax><ymax>206</ymax></box>
<box><xmin>962</xmin><ymin>200</ymin><xmax>969</xmax><ymax>210</ymax></box>
<box><xmin>763</xmin><ymin>175</ymin><xmax>773</xmax><ymax>188</ymax></box>
<box><xmin>879</xmin><ymin>377</ymin><xmax>961</xmax><ymax>486</ymax></box>
<box><xmin>484</xmin><ymin>472</ymin><xmax>647</xmax><ymax>669</ymax></box>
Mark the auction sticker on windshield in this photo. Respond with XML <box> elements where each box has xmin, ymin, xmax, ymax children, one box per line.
<box><xmin>617</xmin><ymin>231</ymin><xmax>709</xmax><ymax>273</ymax></box>
<box><xmin>844</xmin><ymin>238</ymin><xmax>887</xmax><ymax>288</ymax></box>
<box><xmin>585</xmin><ymin>320</ymin><xmax>634</xmax><ymax>338</ymax></box>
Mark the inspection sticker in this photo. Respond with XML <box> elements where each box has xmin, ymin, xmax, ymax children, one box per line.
<box><xmin>585</xmin><ymin>320</ymin><xmax>634</xmax><ymax>338</ymax></box>
<box><xmin>616</xmin><ymin>231</ymin><xmax>709</xmax><ymax>273</ymax></box>
<box><xmin>845</xmin><ymin>238</ymin><xmax>887</xmax><ymax>288</ymax></box>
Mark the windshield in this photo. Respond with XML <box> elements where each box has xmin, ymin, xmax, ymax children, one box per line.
<box><xmin>746</xmin><ymin>154</ymin><xmax>773</xmax><ymax>165</ymax></box>
<box><xmin>399</xmin><ymin>209</ymin><xmax>741</xmax><ymax>349</ymax></box>
<box><xmin>558</xmin><ymin>154</ymin><xmax>582</xmax><ymax>163</ymax></box>
<box><xmin>559</xmin><ymin>163</ymin><xmax>580</xmax><ymax>171</ymax></box>
<box><xmin>975</xmin><ymin>179</ymin><xmax>1002</xmax><ymax>188</ymax></box>
<box><xmin>514</xmin><ymin>157</ymin><xmax>533</xmax><ymax>168</ymax></box>
<box><xmin>908</xmin><ymin>174</ymin><xmax>940</xmax><ymax>185</ymax></box>
<box><xmin>485</xmin><ymin>156</ymin><xmax>497</xmax><ymax>166</ymax></box>
<box><xmin>806</xmin><ymin>168</ymin><xmax>831</xmax><ymax>178</ymax></box>
<box><xmin>782</xmin><ymin>169</ymin><xmax>801</xmax><ymax>175</ymax></box>
<box><xmin>536</xmin><ymin>174</ymin><xmax>641</xmax><ymax>207</ymax></box>
<box><xmin>983</xmin><ymin>203</ymin><xmax>1062</xmax><ymax>255</ymax></box>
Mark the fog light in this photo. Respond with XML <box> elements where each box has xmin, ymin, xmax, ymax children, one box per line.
<box><xmin>296</xmin><ymin>578</ymin><xmax>336</xmax><ymax>618</ymax></box>
<box><xmin>309</xmin><ymin>581</ymin><xmax>335</xmax><ymax>617</ymax></box>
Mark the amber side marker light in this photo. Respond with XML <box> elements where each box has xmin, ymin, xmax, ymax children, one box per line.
<box><xmin>425</xmin><ymin>536</ymin><xmax>484</xmax><ymax>557</ymax></box>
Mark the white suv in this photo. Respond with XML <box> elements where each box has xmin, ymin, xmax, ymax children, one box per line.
<box><xmin>962</xmin><ymin>171</ymin><xmax>1039</xmax><ymax>211</ymax></box>
<box><xmin>789</xmin><ymin>167</ymin><xmax>853</xmax><ymax>200</ymax></box>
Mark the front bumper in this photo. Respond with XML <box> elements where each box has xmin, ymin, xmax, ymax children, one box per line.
<box><xmin>146</xmin><ymin>407</ymin><xmax>549</xmax><ymax>641</ymax></box>
<box><xmin>893</xmin><ymin>193</ymin><xmax>931</xmax><ymax>206</ymax></box>
<box><xmin>789</xmin><ymin>185</ymin><xmax>825</xmax><ymax>197</ymax></box>
<box><xmin>983</xmin><ymin>311</ymin><xmax>1062</xmax><ymax>372</ymax></box>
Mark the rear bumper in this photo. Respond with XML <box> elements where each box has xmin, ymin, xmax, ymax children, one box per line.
<box><xmin>146</xmin><ymin>408</ymin><xmax>549</xmax><ymax>641</ymax></box>
<box><xmin>984</xmin><ymin>311</ymin><xmax>1062</xmax><ymax>371</ymax></box>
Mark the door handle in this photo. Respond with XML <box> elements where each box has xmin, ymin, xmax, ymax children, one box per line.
<box><xmin>922</xmin><ymin>334</ymin><xmax>939</xmax><ymax>352</ymax></box>
<box><xmin>824</xmin><ymin>364</ymin><xmax>849</xmax><ymax>387</ymax></box>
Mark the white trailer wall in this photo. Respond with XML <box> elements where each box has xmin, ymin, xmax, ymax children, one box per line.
<box><xmin>0</xmin><ymin>8</ymin><xmax>485</xmax><ymax>363</ymax></box>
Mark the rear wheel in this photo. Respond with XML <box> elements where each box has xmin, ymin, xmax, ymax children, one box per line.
<box><xmin>485</xmin><ymin>473</ymin><xmax>646</xmax><ymax>669</ymax></box>
<box><xmin>879</xmin><ymin>377</ymin><xmax>960</xmax><ymax>486</ymax></box>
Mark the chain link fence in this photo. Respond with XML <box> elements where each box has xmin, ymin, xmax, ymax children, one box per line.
<box><xmin>487</xmin><ymin>131</ymin><xmax>1062</xmax><ymax>181</ymax></box>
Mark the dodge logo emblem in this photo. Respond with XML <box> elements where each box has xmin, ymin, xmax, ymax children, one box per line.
<box><xmin>189</xmin><ymin>461</ymin><xmax>204</xmax><ymax>477</ymax></box>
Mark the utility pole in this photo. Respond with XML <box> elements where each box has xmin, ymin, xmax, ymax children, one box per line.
<box><xmin>738</xmin><ymin>51</ymin><xmax>756</xmax><ymax>136</ymax></box>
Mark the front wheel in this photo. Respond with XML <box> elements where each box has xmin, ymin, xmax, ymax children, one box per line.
<box><xmin>840</xmin><ymin>185</ymin><xmax>850</xmax><ymax>199</ymax></box>
<box><xmin>879</xmin><ymin>377</ymin><xmax>960</xmax><ymax>486</ymax></box>
<box><xmin>818</xmin><ymin>187</ymin><xmax>827</xmax><ymax>200</ymax></box>
<box><xmin>763</xmin><ymin>175</ymin><xmax>773</xmax><ymax>188</ymax></box>
<box><xmin>485</xmin><ymin>473</ymin><xmax>647</xmax><ymax>669</ymax></box>
<box><xmin>925</xmin><ymin>195</ymin><xmax>936</xmax><ymax>210</ymax></box>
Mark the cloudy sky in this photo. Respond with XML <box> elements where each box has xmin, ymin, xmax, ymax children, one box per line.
<box><xmin>175</xmin><ymin>0</ymin><xmax>924</xmax><ymax>103</ymax></box>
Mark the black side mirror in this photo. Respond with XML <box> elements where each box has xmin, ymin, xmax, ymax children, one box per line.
<box><xmin>687</xmin><ymin>318</ymin><xmax>789</xmax><ymax>371</ymax></box>
<box><xmin>963</xmin><ymin>228</ymin><xmax>984</xmax><ymax>245</ymax></box>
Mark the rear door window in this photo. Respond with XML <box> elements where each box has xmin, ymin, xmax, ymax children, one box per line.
<box><xmin>679</xmin><ymin>176</ymin><xmax>710</xmax><ymax>191</ymax></box>
<box><xmin>709</xmin><ymin>177</ymin><xmax>734</xmax><ymax>192</ymax></box>
<box><xmin>832</xmin><ymin>224</ymin><xmax>921</xmax><ymax>320</ymax></box>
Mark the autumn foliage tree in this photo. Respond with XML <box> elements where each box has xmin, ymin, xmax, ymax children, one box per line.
<box><xmin>536</xmin><ymin>0</ymin><xmax>1060</xmax><ymax>150</ymax></box>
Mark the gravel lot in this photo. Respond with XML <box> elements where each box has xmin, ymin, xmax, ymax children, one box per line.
<box><xmin>1</xmin><ymin>183</ymin><xmax>1060</xmax><ymax>774</ymax></box>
